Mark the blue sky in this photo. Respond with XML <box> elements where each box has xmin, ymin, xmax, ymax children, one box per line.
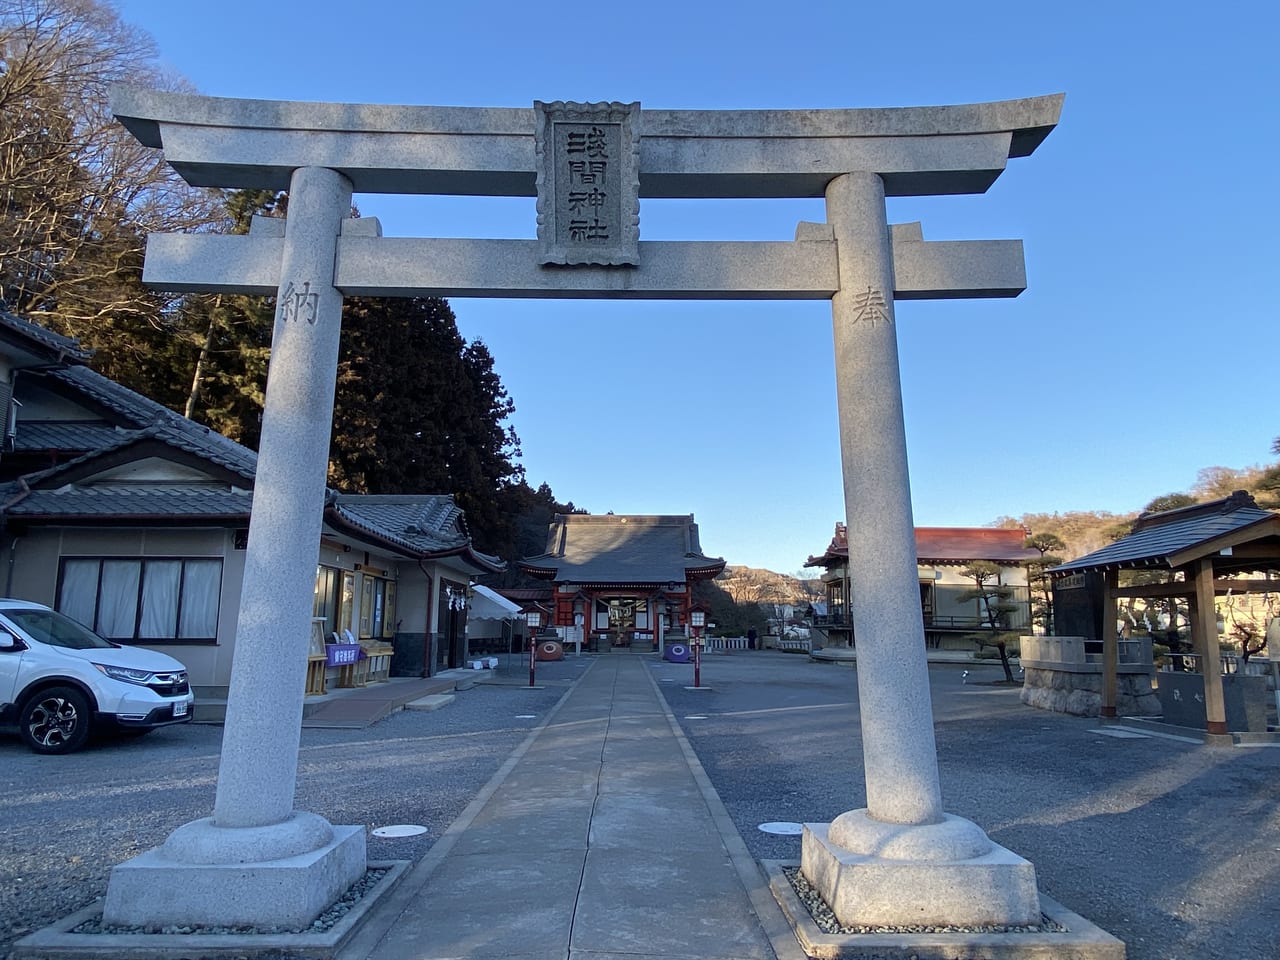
<box><xmin>114</xmin><ymin>0</ymin><xmax>1278</xmax><ymax>573</ymax></box>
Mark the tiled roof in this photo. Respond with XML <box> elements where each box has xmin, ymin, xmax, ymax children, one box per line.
<box><xmin>20</xmin><ymin>418</ymin><xmax>257</xmax><ymax>487</ymax></box>
<box><xmin>807</xmin><ymin>522</ymin><xmax>1039</xmax><ymax>566</ymax></box>
<box><xmin>24</xmin><ymin>366</ymin><xmax>258</xmax><ymax>480</ymax></box>
<box><xmin>3</xmin><ymin>484</ymin><xmax>251</xmax><ymax>519</ymax></box>
<box><xmin>1051</xmin><ymin>492</ymin><xmax>1279</xmax><ymax>574</ymax></box>
<box><xmin>0</xmin><ymin>305</ymin><xmax>91</xmax><ymax>361</ymax></box>
<box><xmin>521</xmin><ymin>514</ymin><xmax>725</xmax><ymax>584</ymax></box>
<box><xmin>329</xmin><ymin>494</ymin><xmax>504</xmax><ymax>570</ymax></box>
<box><xmin>12</xmin><ymin>421</ymin><xmax>124</xmax><ymax>452</ymax></box>
<box><xmin>3</xmin><ymin>314</ymin><xmax>497</xmax><ymax>568</ymax></box>
<box><xmin>145</xmin><ymin>419</ymin><xmax>257</xmax><ymax>480</ymax></box>
<box><xmin>46</xmin><ymin>364</ymin><xmax>190</xmax><ymax>428</ymax></box>
<box><xmin>493</xmin><ymin>587</ymin><xmax>553</xmax><ymax>602</ymax></box>
<box><xmin>331</xmin><ymin>494</ymin><xmax>465</xmax><ymax>552</ymax></box>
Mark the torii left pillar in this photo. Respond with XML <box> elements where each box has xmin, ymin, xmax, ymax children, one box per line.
<box><xmin>103</xmin><ymin>167</ymin><xmax>367</xmax><ymax>928</ymax></box>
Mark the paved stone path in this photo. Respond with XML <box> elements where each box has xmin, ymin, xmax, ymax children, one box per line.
<box><xmin>342</xmin><ymin>654</ymin><xmax>798</xmax><ymax>960</ymax></box>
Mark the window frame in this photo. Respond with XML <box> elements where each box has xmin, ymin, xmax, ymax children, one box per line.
<box><xmin>55</xmin><ymin>556</ymin><xmax>223</xmax><ymax>644</ymax></box>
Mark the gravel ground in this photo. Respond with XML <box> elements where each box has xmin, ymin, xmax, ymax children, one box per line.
<box><xmin>655</xmin><ymin>651</ymin><xmax>1280</xmax><ymax>960</ymax></box>
<box><xmin>0</xmin><ymin>655</ymin><xmax>588</xmax><ymax>960</ymax></box>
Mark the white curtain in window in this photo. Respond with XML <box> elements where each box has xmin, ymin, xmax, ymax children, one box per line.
<box><xmin>179</xmin><ymin>560</ymin><xmax>222</xmax><ymax>639</ymax></box>
<box><xmin>58</xmin><ymin>560</ymin><xmax>100</xmax><ymax>628</ymax></box>
<box><xmin>140</xmin><ymin>561</ymin><xmax>181</xmax><ymax>638</ymax></box>
<box><xmin>99</xmin><ymin>560</ymin><xmax>141</xmax><ymax>638</ymax></box>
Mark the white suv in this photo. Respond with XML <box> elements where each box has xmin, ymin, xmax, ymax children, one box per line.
<box><xmin>0</xmin><ymin>599</ymin><xmax>195</xmax><ymax>754</ymax></box>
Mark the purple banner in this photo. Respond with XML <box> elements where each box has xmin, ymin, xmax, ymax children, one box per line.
<box><xmin>325</xmin><ymin>643</ymin><xmax>362</xmax><ymax>666</ymax></box>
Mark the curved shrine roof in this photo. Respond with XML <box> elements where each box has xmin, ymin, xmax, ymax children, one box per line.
<box><xmin>520</xmin><ymin>514</ymin><xmax>724</xmax><ymax>585</ymax></box>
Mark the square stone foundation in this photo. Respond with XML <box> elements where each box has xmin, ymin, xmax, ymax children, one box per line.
<box><xmin>766</xmin><ymin>859</ymin><xmax>1126</xmax><ymax>960</ymax></box>
<box><xmin>802</xmin><ymin>823</ymin><xmax>1040</xmax><ymax>927</ymax></box>
<box><xmin>103</xmin><ymin>825</ymin><xmax>366</xmax><ymax>929</ymax></box>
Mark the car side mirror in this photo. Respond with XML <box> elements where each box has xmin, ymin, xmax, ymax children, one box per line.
<box><xmin>0</xmin><ymin>630</ymin><xmax>21</xmax><ymax>651</ymax></box>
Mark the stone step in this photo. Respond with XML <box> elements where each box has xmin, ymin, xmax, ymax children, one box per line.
<box><xmin>405</xmin><ymin>693</ymin><xmax>455</xmax><ymax>711</ymax></box>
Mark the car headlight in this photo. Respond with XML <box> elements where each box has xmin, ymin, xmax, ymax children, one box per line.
<box><xmin>93</xmin><ymin>663</ymin><xmax>155</xmax><ymax>685</ymax></box>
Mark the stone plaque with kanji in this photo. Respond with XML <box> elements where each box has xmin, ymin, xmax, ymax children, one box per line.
<box><xmin>535</xmin><ymin>100</ymin><xmax>640</xmax><ymax>266</ymax></box>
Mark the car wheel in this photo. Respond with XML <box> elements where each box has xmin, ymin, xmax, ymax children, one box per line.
<box><xmin>19</xmin><ymin>686</ymin><xmax>93</xmax><ymax>754</ymax></box>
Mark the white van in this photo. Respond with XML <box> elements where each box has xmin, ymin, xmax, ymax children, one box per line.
<box><xmin>0</xmin><ymin>599</ymin><xmax>195</xmax><ymax>754</ymax></box>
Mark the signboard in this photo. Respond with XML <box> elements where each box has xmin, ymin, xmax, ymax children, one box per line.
<box><xmin>535</xmin><ymin>100</ymin><xmax>640</xmax><ymax>266</ymax></box>
<box><xmin>325</xmin><ymin>643</ymin><xmax>362</xmax><ymax>666</ymax></box>
<box><xmin>1052</xmin><ymin>571</ymin><xmax>1106</xmax><ymax>640</ymax></box>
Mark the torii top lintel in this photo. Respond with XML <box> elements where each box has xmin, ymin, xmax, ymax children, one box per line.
<box><xmin>110</xmin><ymin>87</ymin><xmax>1062</xmax><ymax>199</ymax></box>
<box><xmin>110</xmin><ymin>88</ymin><xmax>1062</xmax><ymax>301</ymax></box>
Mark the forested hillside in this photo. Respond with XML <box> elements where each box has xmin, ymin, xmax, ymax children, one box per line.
<box><xmin>991</xmin><ymin>453</ymin><xmax>1280</xmax><ymax>561</ymax></box>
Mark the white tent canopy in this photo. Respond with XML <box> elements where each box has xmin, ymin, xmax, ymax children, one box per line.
<box><xmin>468</xmin><ymin>584</ymin><xmax>522</xmax><ymax>621</ymax></box>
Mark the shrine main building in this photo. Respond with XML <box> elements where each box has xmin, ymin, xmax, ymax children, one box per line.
<box><xmin>519</xmin><ymin>514</ymin><xmax>724</xmax><ymax>649</ymax></box>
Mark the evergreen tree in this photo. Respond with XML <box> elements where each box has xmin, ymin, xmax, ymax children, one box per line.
<box><xmin>958</xmin><ymin>561</ymin><xmax>1020</xmax><ymax>682</ymax></box>
<box><xmin>485</xmin><ymin>481</ymin><xmax>587</xmax><ymax>586</ymax></box>
<box><xmin>326</xmin><ymin>297</ymin><xmax>524</xmax><ymax>556</ymax></box>
<box><xmin>1023</xmin><ymin>532</ymin><xmax>1065</xmax><ymax>634</ymax></box>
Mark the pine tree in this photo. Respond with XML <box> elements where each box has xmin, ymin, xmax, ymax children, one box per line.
<box><xmin>1023</xmin><ymin>532</ymin><xmax>1065</xmax><ymax>634</ymax></box>
<box><xmin>958</xmin><ymin>561</ymin><xmax>1020</xmax><ymax>682</ymax></box>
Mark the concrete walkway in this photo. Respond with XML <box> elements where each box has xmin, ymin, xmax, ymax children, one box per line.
<box><xmin>340</xmin><ymin>654</ymin><xmax>802</xmax><ymax>960</ymax></box>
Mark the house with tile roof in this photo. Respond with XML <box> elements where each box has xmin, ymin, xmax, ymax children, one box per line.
<box><xmin>0</xmin><ymin>305</ymin><xmax>501</xmax><ymax>694</ymax></box>
<box><xmin>806</xmin><ymin>522</ymin><xmax>1039</xmax><ymax>651</ymax></box>
<box><xmin>519</xmin><ymin>514</ymin><xmax>724</xmax><ymax>651</ymax></box>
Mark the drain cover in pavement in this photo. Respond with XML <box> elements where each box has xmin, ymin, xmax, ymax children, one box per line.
<box><xmin>371</xmin><ymin>824</ymin><xmax>428</xmax><ymax>838</ymax></box>
<box><xmin>757</xmin><ymin>821</ymin><xmax>804</xmax><ymax>835</ymax></box>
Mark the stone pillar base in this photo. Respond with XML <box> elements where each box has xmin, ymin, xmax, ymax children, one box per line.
<box><xmin>103</xmin><ymin>824</ymin><xmax>365</xmax><ymax>929</ymax></box>
<box><xmin>802</xmin><ymin>817</ymin><xmax>1040</xmax><ymax>927</ymax></box>
<box><xmin>809</xmin><ymin>646</ymin><xmax>857</xmax><ymax>664</ymax></box>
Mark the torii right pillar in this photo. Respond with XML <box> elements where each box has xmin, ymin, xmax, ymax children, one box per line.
<box><xmin>801</xmin><ymin>171</ymin><xmax>1041</xmax><ymax>927</ymax></box>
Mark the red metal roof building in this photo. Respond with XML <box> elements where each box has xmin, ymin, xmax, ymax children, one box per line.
<box><xmin>806</xmin><ymin>522</ymin><xmax>1038</xmax><ymax>649</ymax></box>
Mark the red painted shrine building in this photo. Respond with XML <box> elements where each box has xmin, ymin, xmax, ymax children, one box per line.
<box><xmin>519</xmin><ymin>514</ymin><xmax>725</xmax><ymax>649</ymax></box>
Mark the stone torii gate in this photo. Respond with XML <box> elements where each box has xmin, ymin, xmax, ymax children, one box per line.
<box><xmin>105</xmin><ymin>87</ymin><xmax>1062</xmax><ymax>930</ymax></box>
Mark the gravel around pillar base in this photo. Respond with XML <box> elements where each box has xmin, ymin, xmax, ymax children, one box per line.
<box><xmin>802</xmin><ymin>819</ymin><xmax>1040</xmax><ymax>927</ymax></box>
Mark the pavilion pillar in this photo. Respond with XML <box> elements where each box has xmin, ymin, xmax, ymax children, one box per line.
<box><xmin>1101</xmin><ymin>569</ymin><xmax>1119</xmax><ymax>717</ymax></box>
<box><xmin>102</xmin><ymin>167</ymin><xmax>366</xmax><ymax>929</ymax></box>
<box><xmin>1192</xmin><ymin>558</ymin><xmax>1228</xmax><ymax>735</ymax></box>
<box><xmin>800</xmin><ymin>172</ymin><xmax>1040</xmax><ymax>927</ymax></box>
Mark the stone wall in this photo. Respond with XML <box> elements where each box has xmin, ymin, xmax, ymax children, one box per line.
<box><xmin>1020</xmin><ymin>666</ymin><xmax>1160</xmax><ymax>717</ymax></box>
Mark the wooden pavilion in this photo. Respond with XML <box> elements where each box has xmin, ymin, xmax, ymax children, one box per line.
<box><xmin>1050</xmin><ymin>491</ymin><xmax>1279</xmax><ymax>734</ymax></box>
